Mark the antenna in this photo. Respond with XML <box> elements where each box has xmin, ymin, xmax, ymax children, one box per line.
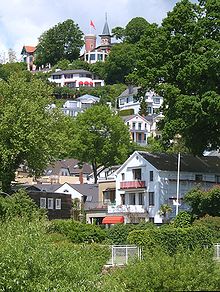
<box><xmin>105</xmin><ymin>12</ymin><xmax>107</xmax><ymax>22</ymax></box>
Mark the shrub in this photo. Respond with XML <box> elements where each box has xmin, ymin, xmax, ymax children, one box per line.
<box><xmin>0</xmin><ymin>189</ymin><xmax>46</xmax><ymax>221</ymax></box>
<box><xmin>105</xmin><ymin>222</ymin><xmax>155</xmax><ymax>245</ymax></box>
<box><xmin>0</xmin><ymin>218</ymin><xmax>110</xmax><ymax>291</ymax></box>
<box><xmin>99</xmin><ymin>247</ymin><xmax>220</xmax><ymax>291</ymax></box>
<box><xmin>50</xmin><ymin>219</ymin><xmax>106</xmax><ymax>243</ymax></box>
<box><xmin>128</xmin><ymin>226</ymin><xmax>213</xmax><ymax>254</ymax></box>
<box><xmin>172</xmin><ymin>211</ymin><xmax>192</xmax><ymax>228</ymax></box>
<box><xmin>193</xmin><ymin>215</ymin><xmax>220</xmax><ymax>242</ymax></box>
<box><xmin>119</xmin><ymin>108</ymin><xmax>134</xmax><ymax>116</ymax></box>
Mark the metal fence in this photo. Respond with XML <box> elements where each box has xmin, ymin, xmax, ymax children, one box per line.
<box><xmin>106</xmin><ymin>245</ymin><xmax>141</xmax><ymax>266</ymax></box>
<box><xmin>214</xmin><ymin>243</ymin><xmax>220</xmax><ymax>260</ymax></box>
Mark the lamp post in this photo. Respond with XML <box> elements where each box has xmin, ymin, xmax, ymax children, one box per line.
<box><xmin>175</xmin><ymin>152</ymin><xmax>181</xmax><ymax>216</ymax></box>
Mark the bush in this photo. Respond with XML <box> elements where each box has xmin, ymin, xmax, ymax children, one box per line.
<box><xmin>0</xmin><ymin>189</ymin><xmax>46</xmax><ymax>221</ymax></box>
<box><xmin>128</xmin><ymin>226</ymin><xmax>214</xmax><ymax>254</ymax></box>
<box><xmin>172</xmin><ymin>211</ymin><xmax>192</xmax><ymax>228</ymax></box>
<box><xmin>106</xmin><ymin>222</ymin><xmax>156</xmax><ymax>245</ymax></box>
<box><xmin>0</xmin><ymin>218</ymin><xmax>110</xmax><ymax>291</ymax></box>
<box><xmin>99</xmin><ymin>247</ymin><xmax>220</xmax><ymax>291</ymax></box>
<box><xmin>119</xmin><ymin>108</ymin><xmax>134</xmax><ymax>116</ymax></box>
<box><xmin>193</xmin><ymin>215</ymin><xmax>220</xmax><ymax>242</ymax></box>
<box><xmin>50</xmin><ymin>219</ymin><xmax>106</xmax><ymax>243</ymax></box>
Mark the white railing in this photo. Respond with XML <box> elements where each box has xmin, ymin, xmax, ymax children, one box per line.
<box><xmin>214</xmin><ymin>243</ymin><xmax>220</xmax><ymax>260</ymax></box>
<box><xmin>106</xmin><ymin>245</ymin><xmax>141</xmax><ymax>266</ymax></box>
<box><xmin>108</xmin><ymin>204</ymin><xmax>146</xmax><ymax>214</ymax></box>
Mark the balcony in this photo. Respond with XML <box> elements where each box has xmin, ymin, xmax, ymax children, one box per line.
<box><xmin>120</xmin><ymin>181</ymin><xmax>146</xmax><ymax>189</ymax></box>
<box><xmin>108</xmin><ymin>204</ymin><xmax>146</xmax><ymax>214</ymax></box>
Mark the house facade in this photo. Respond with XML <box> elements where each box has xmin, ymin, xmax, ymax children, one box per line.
<box><xmin>123</xmin><ymin>114</ymin><xmax>151</xmax><ymax>146</ymax></box>
<box><xmin>48</xmin><ymin>69</ymin><xmax>104</xmax><ymax>88</ymax></box>
<box><xmin>105</xmin><ymin>151</ymin><xmax>220</xmax><ymax>224</ymax></box>
<box><xmin>118</xmin><ymin>86</ymin><xmax>163</xmax><ymax>115</ymax></box>
<box><xmin>61</xmin><ymin>94</ymin><xmax>100</xmax><ymax>117</ymax></box>
<box><xmin>21</xmin><ymin>45</ymin><xmax>36</xmax><ymax>71</ymax></box>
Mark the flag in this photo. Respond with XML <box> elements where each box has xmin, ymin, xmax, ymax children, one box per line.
<box><xmin>90</xmin><ymin>20</ymin><xmax>96</xmax><ymax>30</ymax></box>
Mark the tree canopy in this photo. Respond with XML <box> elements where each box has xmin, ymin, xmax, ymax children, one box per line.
<box><xmin>69</xmin><ymin>105</ymin><xmax>130</xmax><ymax>183</ymax></box>
<box><xmin>35</xmin><ymin>19</ymin><xmax>84</xmax><ymax>66</ymax></box>
<box><xmin>0</xmin><ymin>74</ymin><xmax>70</xmax><ymax>192</ymax></box>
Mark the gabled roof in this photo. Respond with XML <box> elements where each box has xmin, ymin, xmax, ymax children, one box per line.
<box><xmin>76</xmin><ymin>94</ymin><xmax>100</xmax><ymax>102</ymax></box>
<box><xmin>69</xmin><ymin>184</ymin><xmax>99</xmax><ymax>210</ymax></box>
<box><xmin>138</xmin><ymin>151</ymin><xmax>220</xmax><ymax>173</ymax></box>
<box><xmin>119</xmin><ymin>86</ymin><xmax>140</xmax><ymax>98</ymax></box>
<box><xmin>51</xmin><ymin>69</ymin><xmax>92</xmax><ymax>76</ymax></box>
<box><xmin>122</xmin><ymin>114</ymin><xmax>151</xmax><ymax>124</ymax></box>
<box><xmin>21</xmin><ymin>46</ymin><xmax>36</xmax><ymax>54</ymax></box>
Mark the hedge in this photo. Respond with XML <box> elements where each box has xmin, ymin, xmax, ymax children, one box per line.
<box><xmin>128</xmin><ymin>226</ymin><xmax>213</xmax><ymax>254</ymax></box>
<box><xmin>49</xmin><ymin>219</ymin><xmax>106</xmax><ymax>243</ymax></box>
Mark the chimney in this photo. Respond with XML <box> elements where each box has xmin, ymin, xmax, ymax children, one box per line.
<box><xmin>79</xmin><ymin>169</ymin><xmax>83</xmax><ymax>184</ymax></box>
<box><xmin>128</xmin><ymin>85</ymin><xmax>133</xmax><ymax>94</ymax></box>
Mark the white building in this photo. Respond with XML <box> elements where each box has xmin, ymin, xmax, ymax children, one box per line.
<box><xmin>48</xmin><ymin>69</ymin><xmax>104</xmax><ymax>88</ymax></box>
<box><xmin>105</xmin><ymin>151</ymin><xmax>220</xmax><ymax>224</ymax></box>
<box><xmin>61</xmin><ymin>94</ymin><xmax>100</xmax><ymax>117</ymax></box>
<box><xmin>118</xmin><ymin>86</ymin><xmax>163</xmax><ymax>115</ymax></box>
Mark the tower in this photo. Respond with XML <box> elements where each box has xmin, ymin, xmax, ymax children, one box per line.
<box><xmin>99</xmin><ymin>13</ymin><xmax>112</xmax><ymax>46</ymax></box>
<box><xmin>84</xmin><ymin>34</ymin><xmax>96</xmax><ymax>53</ymax></box>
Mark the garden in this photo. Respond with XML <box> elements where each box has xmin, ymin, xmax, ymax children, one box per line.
<box><xmin>0</xmin><ymin>189</ymin><xmax>220</xmax><ymax>291</ymax></box>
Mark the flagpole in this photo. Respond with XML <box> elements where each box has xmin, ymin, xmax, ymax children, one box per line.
<box><xmin>176</xmin><ymin>152</ymin><xmax>180</xmax><ymax>216</ymax></box>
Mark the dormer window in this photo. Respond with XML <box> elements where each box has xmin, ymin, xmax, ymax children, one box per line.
<box><xmin>133</xmin><ymin>169</ymin><xmax>141</xmax><ymax>180</ymax></box>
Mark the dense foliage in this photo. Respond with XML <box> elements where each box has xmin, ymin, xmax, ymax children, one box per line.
<box><xmin>0</xmin><ymin>218</ymin><xmax>109</xmax><ymax>291</ymax></box>
<box><xmin>0</xmin><ymin>73</ymin><xmax>70</xmax><ymax>192</ymax></box>
<box><xmin>185</xmin><ymin>186</ymin><xmax>220</xmax><ymax>218</ymax></box>
<box><xmin>50</xmin><ymin>219</ymin><xmax>106</xmax><ymax>243</ymax></box>
<box><xmin>35</xmin><ymin>19</ymin><xmax>84</xmax><ymax>66</ymax></box>
<box><xmin>99</xmin><ymin>247</ymin><xmax>220</xmax><ymax>292</ymax></box>
<box><xmin>128</xmin><ymin>226</ymin><xmax>214</xmax><ymax>254</ymax></box>
<box><xmin>0</xmin><ymin>190</ymin><xmax>45</xmax><ymax>221</ymax></box>
<box><xmin>193</xmin><ymin>215</ymin><xmax>220</xmax><ymax>242</ymax></box>
<box><xmin>69</xmin><ymin>105</ymin><xmax>130</xmax><ymax>183</ymax></box>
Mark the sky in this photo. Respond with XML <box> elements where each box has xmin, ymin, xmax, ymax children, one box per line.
<box><xmin>0</xmin><ymin>0</ymin><xmax>187</xmax><ymax>60</ymax></box>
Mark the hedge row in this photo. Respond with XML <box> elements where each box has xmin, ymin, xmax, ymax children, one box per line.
<box><xmin>50</xmin><ymin>219</ymin><xmax>106</xmax><ymax>243</ymax></box>
<box><xmin>128</xmin><ymin>226</ymin><xmax>214</xmax><ymax>254</ymax></box>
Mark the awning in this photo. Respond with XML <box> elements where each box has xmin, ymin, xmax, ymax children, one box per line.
<box><xmin>102</xmin><ymin>216</ymin><xmax>124</xmax><ymax>224</ymax></box>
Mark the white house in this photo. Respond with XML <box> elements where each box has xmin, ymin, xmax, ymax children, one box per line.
<box><xmin>122</xmin><ymin>114</ymin><xmax>151</xmax><ymax>146</ymax></box>
<box><xmin>118</xmin><ymin>86</ymin><xmax>163</xmax><ymax>115</ymax></box>
<box><xmin>61</xmin><ymin>94</ymin><xmax>100</xmax><ymax>117</ymax></box>
<box><xmin>105</xmin><ymin>151</ymin><xmax>220</xmax><ymax>224</ymax></box>
<box><xmin>48</xmin><ymin>69</ymin><xmax>104</xmax><ymax>88</ymax></box>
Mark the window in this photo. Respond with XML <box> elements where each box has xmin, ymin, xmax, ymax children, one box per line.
<box><xmin>64</xmin><ymin>74</ymin><xmax>73</xmax><ymax>79</ymax></box>
<box><xmin>138</xmin><ymin>123</ymin><xmax>141</xmax><ymax>130</ymax></box>
<box><xmin>90</xmin><ymin>54</ymin><xmax>95</xmax><ymax>61</ymax></box>
<box><xmin>129</xmin><ymin>193</ymin><xmax>136</xmax><ymax>205</ymax></box>
<box><xmin>133</xmin><ymin>168</ymin><xmax>142</xmax><ymax>180</ymax></box>
<box><xmin>127</xmin><ymin>122</ymin><xmax>129</xmax><ymax>127</ymax></box>
<box><xmin>55</xmin><ymin>199</ymin><xmax>61</xmax><ymax>210</ymax></box>
<box><xmin>149</xmin><ymin>217</ymin><xmax>154</xmax><ymax>223</ymax></box>
<box><xmin>40</xmin><ymin>197</ymin><xmax>46</xmax><ymax>209</ymax></box>
<box><xmin>150</xmin><ymin>171</ymin><xmax>154</xmax><ymax>181</ymax></box>
<box><xmin>120</xmin><ymin>98</ymin><xmax>125</xmax><ymax>105</ymax></box>
<box><xmin>48</xmin><ymin>198</ymin><xmax>54</xmax><ymax>209</ymax></box>
<box><xmin>121</xmin><ymin>194</ymin><xmax>125</xmax><ymax>205</ymax></box>
<box><xmin>154</xmin><ymin>98</ymin><xmax>160</xmax><ymax>104</ymax></box>
<box><xmin>121</xmin><ymin>173</ymin><xmax>125</xmax><ymax>180</ymax></box>
<box><xmin>138</xmin><ymin>133</ymin><xmax>142</xmax><ymax>141</ymax></box>
<box><xmin>53</xmin><ymin>75</ymin><xmax>61</xmax><ymax>79</ymax></box>
<box><xmin>98</xmin><ymin>54</ymin><xmax>103</xmax><ymax>61</ymax></box>
<box><xmin>138</xmin><ymin>193</ymin><xmax>144</xmax><ymax>205</ymax></box>
<box><xmin>147</xmin><ymin>107</ymin><xmax>152</xmax><ymax>114</ymax></box>
<box><xmin>195</xmin><ymin>174</ymin><xmax>203</xmax><ymax>182</ymax></box>
<box><xmin>216</xmin><ymin>175</ymin><xmax>220</xmax><ymax>184</ymax></box>
<box><xmin>149</xmin><ymin>192</ymin><xmax>155</xmax><ymax>206</ymax></box>
<box><xmin>60</xmin><ymin>168</ymin><xmax>69</xmax><ymax>176</ymax></box>
<box><xmin>132</xmin><ymin>122</ymin><xmax>136</xmax><ymax>129</ymax></box>
<box><xmin>103</xmin><ymin>190</ymin><xmax>115</xmax><ymax>204</ymax></box>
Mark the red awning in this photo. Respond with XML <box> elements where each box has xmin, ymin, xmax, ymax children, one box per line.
<box><xmin>89</xmin><ymin>81</ymin><xmax>93</xmax><ymax>85</ymax></box>
<box><xmin>84</xmin><ymin>81</ymin><xmax>89</xmax><ymax>85</ymax></box>
<box><xmin>102</xmin><ymin>216</ymin><xmax>124</xmax><ymax>224</ymax></box>
<box><xmin>79</xmin><ymin>81</ymin><xmax>83</xmax><ymax>84</ymax></box>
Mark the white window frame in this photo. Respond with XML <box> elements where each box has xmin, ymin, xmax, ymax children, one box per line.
<box><xmin>55</xmin><ymin>198</ymin><xmax>61</xmax><ymax>210</ymax></box>
<box><xmin>40</xmin><ymin>197</ymin><xmax>46</xmax><ymax>209</ymax></box>
<box><xmin>48</xmin><ymin>198</ymin><xmax>54</xmax><ymax>210</ymax></box>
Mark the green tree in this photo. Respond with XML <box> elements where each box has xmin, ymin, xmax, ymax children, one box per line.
<box><xmin>124</xmin><ymin>17</ymin><xmax>151</xmax><ymax>44</ymax></box>
<box><xmin>138</xmin><ymin>97</ymin><xmax>148</xmax><ymax>116</ymax></box>
<box><xmin>35</xmin><ymin>19</ymin><xmax>84</xmax><ymax>66</ymax></box>
<box><xmin>159</xmin><ymin>204</ymin><xmax>173</xmax><ymax>223</ymax></box>
<box><xmin>0</xmin><ymin>74</ymin><xmax>70</xmax><ymax>192</ymax></box>
<box><xmin>69</xmin><ymin>105</ymin><xmax>130</xmax><ymax>183</ymax></box>
<box><xmin>184</xmin><ymin>186</ymin><xmax>220</xmax><ymax>218</ymax></box>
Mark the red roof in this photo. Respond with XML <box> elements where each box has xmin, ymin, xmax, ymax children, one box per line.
<box><xmin>24</xmin><ymin>46</ymin><xmax>36</xmax><ymax>53</ymax></box>
<box><xmin>102</xmin><ymin>216</ymin><xmax>124</xmax><ymax>224</ymax></box>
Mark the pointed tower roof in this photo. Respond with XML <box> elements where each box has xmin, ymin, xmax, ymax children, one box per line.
<box><xmin>99</xmin><ymin>13</ymin><xmax>111</xmax><ymax>36</ymax></box>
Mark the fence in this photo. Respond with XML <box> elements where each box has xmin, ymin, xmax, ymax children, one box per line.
<box><xmin>214</xmin><ymin>243</ymin><xmax>220</xmax><ymax>260</ymax></box>
<box><xmin>106</xmin><ymin>245</ymin><xmax>141</xmax><ymax>266</ymax></box>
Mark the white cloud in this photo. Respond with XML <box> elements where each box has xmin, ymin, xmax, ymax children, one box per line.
<box><xmin>0</xmin><ymin>0</ymin><xmax>181</xmax><ymax>59</ymax></box>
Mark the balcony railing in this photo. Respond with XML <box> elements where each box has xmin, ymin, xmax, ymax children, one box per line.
<box><xmin>108</xmin><ymin>204</ymin><xmax>146</xmax><ymax>214</ymax></box>
<box><xmin>120</xmin><ymin>181</ymin><xmax>146</xmax><ymax>189</ymax></box>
